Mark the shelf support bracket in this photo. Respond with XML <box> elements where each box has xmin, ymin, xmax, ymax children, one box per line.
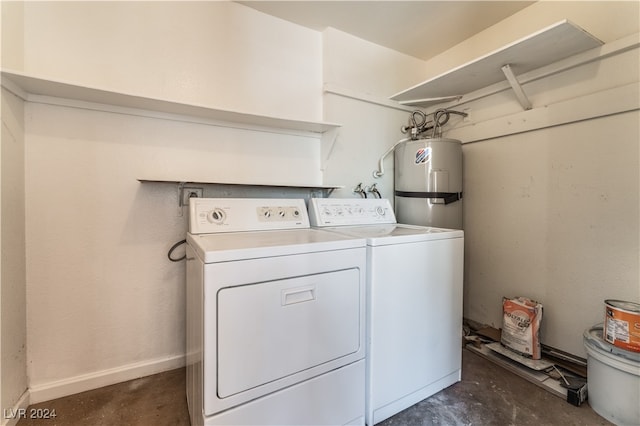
<box><xmin>320</xmin><ymin>127</ymin><xmax>339</xmax><ymax>172</ymax></box>
<box><xmin>501</xmin><ymin>64</ymin><xmax>532</xmax><ymax>111</ymax></box>
<box><xmin>177</xmin><ymin>181</ymin><xmax>187</xmax><ymax>216</ymax></box>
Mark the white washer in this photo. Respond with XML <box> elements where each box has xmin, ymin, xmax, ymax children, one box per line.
<box><xmin>186</xmin><ymin>198</ymin><xmax>367</xmax><ymax>426</ymax></box>
<box><xmin>309</xmin><ymin>198</ymin><xmax>464</xmax><ymax>425</ymax></box>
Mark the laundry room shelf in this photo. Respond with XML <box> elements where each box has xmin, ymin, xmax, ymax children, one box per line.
<box><xmin>138</xmin><ymin>178</ymin><xmax>342</xmax><ymax>190</ymax></box>
<box><xmin>138</xmin><ymin>178</ymin><xmax>343</xmax><ymax>204</ymax></box>
<box><xmin>390</xmin><ymin>20</ymin><xmax>603</xmax><ymax>109</ymax></box>
<box><xmin>1</xmin><ymin>70</ymin><xmax>341</xmax><ymax>135</ymax></box>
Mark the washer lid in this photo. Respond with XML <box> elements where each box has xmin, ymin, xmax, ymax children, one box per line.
<box><xmin>187</xmin><ymin>228</ymin><xmax>365</xmax><ymax>263</ymax></box>
<box><xmin>320</xmin><ymin>224</ymin><xmax>463</xmax><ymax>246</ymax></box>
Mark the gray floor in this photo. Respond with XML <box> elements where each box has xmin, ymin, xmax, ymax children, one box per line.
<box><xmin>18</xmin><ymin>349</ymin><xmax>610</xmax><ymax>426</ymax></box>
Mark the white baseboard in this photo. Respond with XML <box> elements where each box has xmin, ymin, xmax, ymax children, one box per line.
<box><xmin>28</xmin><ymin>354</ymin><xmax>185</xmax><ymax>404</ymax></box>
<box><xmin>1</xmin><ymin>389</ymin><xmax>30</xmax><ymax>426</ymax></box>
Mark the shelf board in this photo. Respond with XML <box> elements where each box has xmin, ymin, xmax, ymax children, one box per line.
<box><xmin>138</xmin><ymin>178</ymin><xmax>343</xmax><ymax>191</ymax></box>
<box><xmin>390</xmin><ymin>20</ymin><xmax>603</xmax><ymax>106</ymax></box>
<box><xmin>1</xmin><ymin>70</ymin><xmax>341</xmax><ymax>134</ymax></box>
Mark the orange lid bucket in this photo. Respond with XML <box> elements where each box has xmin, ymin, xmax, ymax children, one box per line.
<box><xmin>605</xmin><ymin>300</ymin><xmax>640</xmax><ymax>353</ymax></box>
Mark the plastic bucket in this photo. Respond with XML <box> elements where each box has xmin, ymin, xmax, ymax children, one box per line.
<box><xmin>583</xmin><ymin>325</ymin><xmax>640</xmax><ymax>425</ymax></box>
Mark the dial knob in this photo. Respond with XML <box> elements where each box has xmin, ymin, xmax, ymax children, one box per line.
<box><xmin>376</xmin><ymin>206</ymin><xmax>385</xmax><ymax>216</ymax></box>
<box><xmin>207</xmin><ymin>208</ymin><xmax>226</xmax><ymax>224</ymax></box>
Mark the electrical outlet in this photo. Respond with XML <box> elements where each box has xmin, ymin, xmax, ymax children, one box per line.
<box><xmin>182</xmin><ymin>187</ymin><xmax>203</xmax><ymax>206</ymax></box>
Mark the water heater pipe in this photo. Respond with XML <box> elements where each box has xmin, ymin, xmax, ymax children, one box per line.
<box><xmin>372</xmin><ymin>137</ymin><xmax>411</xmax><ymax>178</ymax></box>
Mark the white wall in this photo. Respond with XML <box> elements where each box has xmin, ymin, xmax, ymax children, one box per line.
<box><xmin>322</xmin><ymin>28</ymin><xmax>428</xmax><ymax>199</ymax></box>
<box><xmin>428</xmin><ymin>1</ymin><xmax>640</xmax><ymax>356</ymax></box>
<box><xmin>21</xmin><ymin>1</ymin><xmax>322</xmax><ymax>122</ymax></box>
<box><xmin>0</xmin><ymin>0</ymin><xmax>23</xmax><ymax>70</ymax></box>
<box><xmin>1</xmin><ymin>1</ymin><xmax>28</xmax><ymax>424</ymax></box>
<box><xmin>1</xmin><ymin>87</ymin><xmax>28</xmax><ymax>426</ymax></box>
<box><xmin>24</xmin><ymin>102</ymin><xmax>320</xmax><ymax>401</ymax></box>
<box><xmin>462</xmin><ymin>112</ymin><xmax>639</xmax><ymax>355</ymax></box>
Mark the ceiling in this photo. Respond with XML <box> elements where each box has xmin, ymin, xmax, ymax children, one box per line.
<box><xmin>237</xmin><ymin>1</ymin><xmax>535</xmax><ymax>61</ymax></box>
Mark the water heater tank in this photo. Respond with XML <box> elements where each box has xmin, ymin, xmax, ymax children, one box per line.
<box><xmin>394</xmin><ymin>138</ymin><xmax>462</xmax><ymax>229</ymax></box>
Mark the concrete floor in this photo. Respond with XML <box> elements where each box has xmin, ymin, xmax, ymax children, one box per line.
<box><xmin>18</xmin><ymin>349</ymin><xmax>610</xmax><ymax>426</ymax></box>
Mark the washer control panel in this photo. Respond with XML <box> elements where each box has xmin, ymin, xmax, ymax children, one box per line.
<box><xmin>308</xmin><ymin>198</ymin><xmax>396</xmax><ymax>227</ymax></box>
<box><xmin>189</xmin><ymin>198</ymin><xmax>309</xmax><ymax>234</ymax></box>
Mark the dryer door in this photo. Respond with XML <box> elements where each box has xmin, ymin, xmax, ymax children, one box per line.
<box><xmin>216</xmin><ymin>269</ymin><xmax>360</xmax><ymax>398</ymax></box>
<box><xmin>202</xmin><ymin>247</ymin><xmax>366</xmax><ymax>418</ymax></box>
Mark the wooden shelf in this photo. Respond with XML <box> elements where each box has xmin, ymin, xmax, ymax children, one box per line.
<box><xmin>390</xmin><ymin>20</ymin><xmax>603</xmax><ymax>108</ymax></box>
<box><xmin>138</xmin><ymin>179</ymin><xmax>343</xmax><ymax>205</ymax></box>
<box><xmin>138</xmin><ymin>178</ymin><xmax>342</xmax><ymax>191</ymax></box>
<box><xmin>1</xmin><ymin>70</ymin><xmax>341</xmax><ymax>134</ymax></box>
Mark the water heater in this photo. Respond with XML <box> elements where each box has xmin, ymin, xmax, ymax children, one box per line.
<box><xmin>394</xmin><ymin>138</ymin><xmax>462</xmax><ymax>229</ymax></box>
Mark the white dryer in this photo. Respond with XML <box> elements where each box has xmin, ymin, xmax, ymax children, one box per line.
<box><xmin>186</xmin><ymin>198</ymin><xmax>367</xmax><ymax>426</ymax></box>
<box><xmin>309</xmin><ymin>198</ymin><xmax>464</xmax><ymax>425</ymax></box>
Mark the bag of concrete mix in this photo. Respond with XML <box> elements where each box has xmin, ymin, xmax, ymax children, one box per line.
<box><xmin>501</xmin><ymin>296</ymin><xmax>543</xmax><ymax>359</ymax></box>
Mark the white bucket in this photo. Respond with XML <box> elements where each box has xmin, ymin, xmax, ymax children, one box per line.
<box><xmin>583</xmin><ymin>325</ymin><xmax>640</xmax><ymax>426</ymax></box>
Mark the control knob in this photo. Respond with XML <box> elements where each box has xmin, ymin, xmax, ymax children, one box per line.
<box><xmin>207</xmin><ymin>208</ymin><xmax>226</xmax><ymax>224</ymax></box>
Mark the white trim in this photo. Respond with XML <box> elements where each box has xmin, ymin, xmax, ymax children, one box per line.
<box><xmin>1</xmin><ymin>390</ymin><xmax>30</xmax><ymax>426</ymax></box>
<box><xmin>446</xmin><ymin>82</ymin><xmax>640</xmax><ymax>144</ymax></box>
<box><xmin>28</xmin><ymin>354</ymin><xmax>185</xmax><ymax>404</ymax></box>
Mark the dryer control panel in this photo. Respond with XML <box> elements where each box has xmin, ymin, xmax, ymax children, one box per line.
<box><xmin>189</xmin><ymin>198</ymin><xmax>309</xmax><ymax>234</ymax></box>
<box><xmin>308</xmin><ymin>198</ymin><xmax>396</xmax><ymax>227</ymax></box>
